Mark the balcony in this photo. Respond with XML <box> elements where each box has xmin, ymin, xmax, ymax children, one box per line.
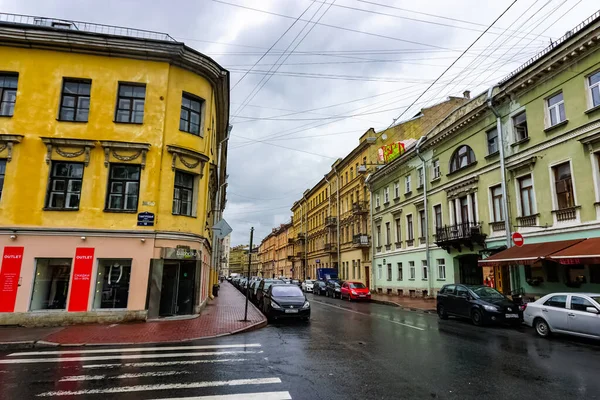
<box><xmin>352</xmin><ymin>234</ymin><xmax>370</xmax><ymax>248</ymax></box>
<box><xmin>323</xmin><ymin>243</ymin><xmax>337</xmax><ymax>253</ymax></box>
<box><xmin>352</xmin><ymin>201</ymin><xmax>368</xmax><ymax>215</ymax></box>
<box><xmin>288</xmin><ymin>238</ymin><xmax>295</xmax><ymax>244</ymax></box>
<box><xmin>296</xmin><ymin>251</ymin><xmax>306</xmax><ymax>258</ymax></box>
<box><xmin>490</xmin><ymin>221</ymin><xmax>506</xmax><ymax>232</ymax></box>
<box><xmin>553</xmin><ymin>206</ymin><xmax>579</xmax><ymax>222</ymax></box>
<box><xmin>296</xmin><ymin>233</ymin><xmax>306</xmax><ymax>242</ymax></box>
<box><xmin>517</xmin><ymin>214</ymin><xmax>538</xmax><ymax>227</ymax></box>
<box><xmin>287</xmin><ymin>255</ymin><xmax>294</xmax><ymax>261</ymax></box>
<box><xmin>325</xmin><ymin>216</ymin><xmax>337</xmax><ymax>228</ymax></box>
<box><xmin>435</xmin><ymin>222</ymin><xmax>487</xmax><ymax>252</ymax></box>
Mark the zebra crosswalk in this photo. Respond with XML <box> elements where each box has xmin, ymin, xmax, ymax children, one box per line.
<box><xmin>0</xmin><ymin>342</ymin><xmax>293</xmax><ymax>399</ymax></box>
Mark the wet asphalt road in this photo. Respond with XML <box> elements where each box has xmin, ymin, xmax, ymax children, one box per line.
<box><xmin>1</xmin><ymin>293</ymin><xmax>599</xmax><ymax>400</ymax></box>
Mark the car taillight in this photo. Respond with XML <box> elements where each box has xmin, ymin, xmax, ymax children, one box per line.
<box><xmin>519</xmin><ymin>304</ymin><xmax>527</xmax><ymax>312</ymax></box>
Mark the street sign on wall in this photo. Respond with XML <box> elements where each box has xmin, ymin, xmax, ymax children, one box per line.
<box><xmin>512</xmin><ymin>232</ymin><xmax>524</xmax><ymax>247</ymax></box>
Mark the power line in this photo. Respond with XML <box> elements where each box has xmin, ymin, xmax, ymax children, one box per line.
<box><xmin>231</xmin><ymin>134</ymin><xmax>340</xmax><ymax>159</ymax></box>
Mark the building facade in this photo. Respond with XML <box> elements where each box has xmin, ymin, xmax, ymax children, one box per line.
<box><xmin>370</xmin><ymin>11</ymin><xmax>600</xmax><ymax>299</ymax></box>
<box><xmin>291</xmin><ymin>199</ymin><xmax>307</xmax><ymax>279</ymax></box>
<box><xmin>0</xmin><ymin>16</ymin><xmax>229</xmax><ymax>325</ymax></box>
<box><xmin>220</xmin><ymin>234</ymin><xmax>231</xmax><ymax>278</ymax></box>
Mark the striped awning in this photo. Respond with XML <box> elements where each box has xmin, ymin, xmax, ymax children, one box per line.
<box><xmin>478</xmin><ymin>239</ymin><xmax>585</xmax><ymax>267</ymax></box>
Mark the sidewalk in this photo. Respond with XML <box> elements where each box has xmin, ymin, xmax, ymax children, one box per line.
<box><xmin>0</xmin><ymin>281</ymin><xmax>265</xmax><ymax>349</ymax></box>
<box><xmin>370</xmin><ymin>293</ymin><xmax>437</xmax><ymax>313</ymax></box>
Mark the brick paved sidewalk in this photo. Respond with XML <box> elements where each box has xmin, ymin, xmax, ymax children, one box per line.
<box><xmin>370</xmin><ymin>293</ymin><xmax>437</xmax><ymax>312</ymax></box>
<box><xmin>0</xmin><ymin>281</ymin><xmax>265</xmax><ymax>348</ymax></box>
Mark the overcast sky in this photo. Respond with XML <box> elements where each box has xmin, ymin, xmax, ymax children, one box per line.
<box><xmin>2</xmin><ymin>0</ymin><xmax>599</xmax><ymax>245</ymax></box>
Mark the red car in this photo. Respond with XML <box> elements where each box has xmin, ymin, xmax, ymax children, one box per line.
<box><xmin>340</xmin><ymin>281</ymin><xmax>371</xmax><ymax>301</ymax></box>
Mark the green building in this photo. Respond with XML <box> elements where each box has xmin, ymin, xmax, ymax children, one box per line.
<box><xmin>369</xmin><ymin>11</ymin><xmax>600</xmax><ymax>299</ymax></box>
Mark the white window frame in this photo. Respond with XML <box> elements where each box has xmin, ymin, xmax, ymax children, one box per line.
<box><xmin>437</xmin><ymin>259</ymin><xmax>446</xmax><ymax>280</ymax></box>
<box><xmin>417</xmin><ymin>167</ymin><xmax>424</xmax><ymax>188</ymax></box>
<box><xmin>422</xmin><ymin>260</ymin><xmax>428</xmax><ymax>280</ymax></box>
<box><xmin>377</xmin><ymin>264</ymin><xmax>382</xmax><ymax>280</ymax></box>
<box><xmin>409</xmin><ymin>261</ymin><xmax>415</xmax><ymax>280</ymax></box>
<box><xmin>405</xmin><ymin>175</ymin><xmax>411</xmax><ymax>193</ymax></box>
<box><xmin>384</xmin><ymin>186</ymin><xmax>390</xmax><ymax>204</ymax></box>
<box><xmin>406</xmin><ymin>213</ymin><xmax>414</xmax><ymax>244</ymax></box>
<box><xmin>486</xmin><ymin>128</ymin><xmax>499</xmax><ymax>155</ymax></box>
<box><xmin>548</xmin><ymin>159</ymin><xmax>579</xmax><ymax>225</ymax></box>
<box><xmin>589</xmin><ymin>151</ymin><xmax>600</xmax><ymax>220</ymax></box>
<box><xmin>487</xmin><ymin>183</ymin><xmax>504</xmax><ymax>223</ymax></box>
<box><xmin>432</xmin><ymin>203</ymin><xmax>442</xmax><ymax>230</ymax></box>
<box><xmin>432</xmin><ymin>159</ymin><xmax>440</xmax><ymax>180</ymax></box>
<box><xmin>511</xmin><ymin>110</ymin><xmax>528</xmax><ymax>142</ymax></box>
<box><xmin>545</xmin><ymin>91</ymin><xmax>566</xmax><ymax>127</ymax></box>
<box><xmin>394</xmin><ymin>182</ymin><xmax>400</xmax><ymax>199</ymax></box>
<box><xmin>375</xmin><ymin>193</ymin><xmax>380</xmax><ymax>208</ymax></box>
<box><xmin>514</xmin><ymin>172</ymin><xmax>537</xmax><ymax>219</ymax></box>
<box><xmin>585</xmin><ymin>69</ymin><xmax>600</xmax><ymax>110</ymax></box>
<box><xmin>397</xmin><ymin>262</ymin><xmax>403</xmax><ymax>281</ymax></box>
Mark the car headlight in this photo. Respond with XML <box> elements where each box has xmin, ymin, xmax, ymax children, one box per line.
<box><xmin>351</xmin><ymin>290</ymin><xmax>357</xmax><ymax>295</ymax></box>
<box><xmin>483</xmin><ymin>305</ymin><xmax>499</xmax><ymax>312</ymax></box>
<box><xmin>270</xmin><ymin>301</ymin><xmax>282</xmax><ymax>309</ymax></box>
<box><xmin>302</xmin><ymin>301</ymin><xmax>310</xmax><ymax>309</ymax></box>
<box><xmin>366</xmin><ymin>291</ymin><xmax>371</xmax><ymax>295</ymax></box>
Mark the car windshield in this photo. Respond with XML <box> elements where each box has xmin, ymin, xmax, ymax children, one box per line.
<box><xmin>350</xmin><ymin>283</ymin><xmax>366</xmax><ymax>289</ymax></box>
<box><xmin>471</xmin><ymin>286</ymin><xmax>504</xmax><ymax>299</ymax></box>
<box><xmin>305</xmin><ymin>280</ymin><xmax>313</xmax><ymax>284</ymax></box>
<box><xmin>272</xmin><ymin>286</ymin><xmax>303</xmax><ymax>297</ymax></box>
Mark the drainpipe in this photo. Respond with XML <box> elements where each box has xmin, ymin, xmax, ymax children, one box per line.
<box><xmin>486</xmin><ymin>87</ymin><xmax>511</xmax><ymax>248</ymax></box>
<box><xmin>334</xmin><ymin>166</ymin><xmax>341</xmax><ymax>277</ymax></box>
<box><xmin>325</xmin><ymin>175</ymin><xmax>332</xmax><ymax>270</ymax></box>
<box><xmin>365</xmin><ymin>173</ymin><xmax>375</xmax><ymax>292</ymax></box>
<box><xmin>211</xmin><ymin>125</ymin><xmax>231</xmax><ymax>290</ymax></box>
<box><xmin>416</xmin><ymin>136</ymin><xmax>432</xmax><ymax>296</ymax></box>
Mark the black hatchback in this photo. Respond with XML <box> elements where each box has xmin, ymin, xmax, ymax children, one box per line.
<box><xmin>262</xmin><ymin>284</ymin><xmax>310</xmax><ymax>321</ymax></box>
<box><xmin>436</xmin><ymin>284</ymin><xmax>523</xmax><ymax>326</ymax></box>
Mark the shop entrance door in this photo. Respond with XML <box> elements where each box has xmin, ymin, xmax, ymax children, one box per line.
<box><xmin>458</xmin><ymin>255</ymin><xmax>483</xmax><ymax>285</ymax></box>
<box><xmin>159</xmin><ymin>261</ymin><xmax>196</xmax><ymax>317</ymax></box>
<box><xmin>365</xmin><ymin>266</ymin><xmax>370</xmax><ymax>289</ymax></box>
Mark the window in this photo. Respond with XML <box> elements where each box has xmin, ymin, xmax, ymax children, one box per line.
<box><xmin>106</xmin><ymin>164</ymin><xmax>141</xmax><ymax>211</ymax></box>
<box><xmin>394</xmin><ymin>182</ymin><xmax>400</xmax><ymax>198</ymax></box>
<box><xmin>115</xmin><ymin>83</ymin><xmax>146</xmax><ymax>123</ymax></box>
<box><xmin>490</xmin><ymin>185</ymin><xmax>504</xmax><ymax>222</ymax></box>
<box><xmin>377</xmin><ymin>264</ymin><xmax>382</xmax><ymax>280</ymax></box>
<box><xmin>385</xmin><ymin>222</ymin><xmax>391</xmax><ymax>245</ymax></box>
<box><xmin>456</xmin><ymin>286</ymin><xmax>468</xmax><ymax>298</ymax></box>
<box><xmin>407</xmin><ymin>215</ymin><xmax>414</xmax><ymax>241</ymax></box>
<box><xmin>422</xmin><ymin>260</ymin><xmax>428</xmax><ymax>280</ymax></box>
<box><xmin>93</xmin><ymin>259</ymin><xmax>132</xmax><ymax>309</ymax></box>
<box><xmin>172</xmin><ymin>171</ymin><xmax>195</xmax><ymax>216</ymax></box>
<box><xmin>571</xmin><ymin>296</ymin><xmax>596</xmax><ymax>312</ymax></box>
<box><xmin>46</xmin><ymin>162</ymin><xmax>83</xmax><ymax>210</ymax></box>
<box><xmin>409</xmin><ymin>261</ymin><xmax>415</xmax><ymax>279</ymax></box>
<box><xmin>432</xmin><ymin>159</ymin><xmax>440</xmax><ymax>179</ymax></box>
<box><xmin>437</xmin><ymin>259</ymin><xmax>446</xmax><ymax>279</ymax></box>
<box><xmin>518</xmin><ymin>175</ymin><xmax>534</xmax><ymax>217</ymax></box>
<box><xmin>0</xmin><ymin>159</ymin><xmax>5</xmax><ymax>200</ymax></box>
<box><xmin>387</xmin><ymin>264</ymin><xmax>392</xmax><ymax>281</ymax></box>
<box><xmin>384</xmin><ymin>187</ymin><xmax>390</xmax><ymax>203</ymax></box>
<box><xmin>350</xmin><ymin>167</ymin><xmax>353</xmax><ymax>180</ymax></box>
<box><xmin>397</xmin><ymin>263</ymin><xmax>403</xmax><ymax>281</ymax></box>
<box><xmin>434</xmin><ymin>205</ymin><xmax>442</xmax><ymax>229</ymax></box>
<box><xmin>59</xmin><ymin>79</ymin><xmax>91</xmax><ymax>122</ymax></box>
<box><xmin>589</xmin><ymin>71</ymin><xmax>600</xmax><ymax>108</ymax></box>
<box><xmin>553</xmin><ymin>162</ymin><xmax>574</xmax><ymax>209</ymax></box>
<box><xmin>376</xmin><ymin>225</ymin><xmax>381</xmax><ymax>247</ymax></box>
<box><xmin>449</xmin><ymin>145</ymin><xmax>476</xmax><ymax>172</ymax></box>
<box><xmin>513</xmin><ymin>112</ymin><xmax>528</xmax><ymax>141</ymax></box>
<box><xmin>486</xmin><ymin>128</ymin><xmax>498</xmax><ymax>155</ymax></box>
<box><xmin>417</xmin><ymin>167</ymin><xmax>424</xmax><ymax>188</ymax></box>
<box><xmin>405</xmin><ymin>175</ymin><xmax>411</xmax><ymax>193</ymax></box>
<box><xmin>345</xmin><ymin>172</ymin><xmax>348</xmax><ymax>185</ymax></box>
<box><xmin>547</xmin><ymin>92</ymin><xmax>566</xmax><ymax>126</ymax></box>
<box><xmin>441</xmin><ymin>285</ymin><xmax>455</xmax><ymax>294</ymax></box>
<box><xmin>375</xmin><ymin>193</ymin><xmax>380</xmax><ymax>208</ymax></box>
<box><xmin>0</xmin><ymin>73</ymin><xmax>18</xmax><ymax>116</ymax></box>
<box><xmin>544</xmin><ymin>295</ymin><xmax>567</xmax><ymax>308</ymax></box>
<box><xmin>30</xmin><ymin>258</ymin><xmax>72</xmax><ymax>310</ymax></box>
<box><xmin>419</xmin><ymin>210</ymin><xmax>425</xmax><ymax>238</ymax></box>
<box><xmin>395</xmin><ymin>218</ymin><xmax>401</xmax><ymax>242</ymax></box>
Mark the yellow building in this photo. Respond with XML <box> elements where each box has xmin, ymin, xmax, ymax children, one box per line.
<box><xmin>291</xmin><ymin>199</ymin><xmax>307</xmax><ymax>279</ymax></box>
<box><xmin>274</xmin><ymin>221</ymin><xmax>294</xmax><ymax>278</ymax></box>
<box><xmin>258</xmin><ymin>232</ymin><xmax>277</xmax><ymax>278</ymax></box>
<box><xmin>229</xmin><ymin>245</ymin><xmax>259</xmax><ymax>276</ymax></box>
<box><xmin>0</xmin><ymin>16</ymin><xmax>229</xmax><ymax>325</ymax></box>
<box><xmin>304</xmin><ymin>179</ymin><xmax>333</xmax><ymax>280</ymax></box>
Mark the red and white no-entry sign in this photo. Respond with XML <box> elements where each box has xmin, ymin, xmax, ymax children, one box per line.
<box><xmin>512</xmin><ymin>232</ymin><xmax>524</xmax><ymax>247</ymax></box>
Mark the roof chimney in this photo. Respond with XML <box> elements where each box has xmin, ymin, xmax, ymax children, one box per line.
<box><xmin>463</xmin><ymin>90</ymin><xmax>471</xmax><ymax>99</ymax></box>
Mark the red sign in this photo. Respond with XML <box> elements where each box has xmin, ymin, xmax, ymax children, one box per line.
<box><xmin>0</xmin><ymin>247</ymin><xmax>24</xmax><ymax>312</ymax></box>
<box><xmin>512</xmin><ymin>232</ymin><xmax>524</xmax><ymax>247</ymax></box>
<box><xmin>67</xmin><ymin>247</ymin><xmax>95</xmax><ymax>312</ymax></box>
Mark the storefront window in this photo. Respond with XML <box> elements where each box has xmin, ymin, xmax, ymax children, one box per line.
<box><xmin>93</xmin><ymin>259</ymin><xmax>132</xmax><ymax>309</ymax></box>
<box><xmin>30</xmin><ymin>258</ymin><xmax>72</xmax><ymax>311</ymax></box>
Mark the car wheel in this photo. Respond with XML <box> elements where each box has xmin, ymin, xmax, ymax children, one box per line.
<box><xmin>437</xmin><ymin>305</ymin><xmax>448</xmax><ymax>320</ymax></box>
<box><xmin>471</xmin><ymin>309</ymin><xmax>484</xmax><ymax>326</ymax></box>
<box><xmin>535</xmin><ymin>318</ymin><xmax>551</xmax><ymax>338</ymax></box>
<box><xmin>347</xmin><ymin>294</ymin><xmax>352</xmax><ymax>302</ymax></box>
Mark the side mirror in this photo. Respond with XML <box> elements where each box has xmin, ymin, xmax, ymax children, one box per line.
<box><xmin>460</xmin><ymin>293</ymin><xmax>469</xmax><ymax>299</ymax></box>
<box><xmin>586</xmin><ymin>307</ymin><xmax>599</xmax><ymax>314</ymax></box>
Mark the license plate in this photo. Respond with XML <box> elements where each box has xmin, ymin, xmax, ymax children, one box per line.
<box><xmin>505</xmin><ymin>313</ymin><xmax>519</xmax><ymax>318</ymax></box>
<box><xmin>359</xmin><ymin>295</ymin><xmax>366</xmax><ymax>297</ymax></box>
<box><xmin>285</xmin><ymin>309</ymin><xmax>299</xmax><ymax>314</ymax></box>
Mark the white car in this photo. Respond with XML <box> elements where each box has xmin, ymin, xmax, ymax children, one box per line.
<box><xmin>301</xmin><ymin>279</ymin><xmax>314</xmax><ymax>293</ymax></box>
<box><xmin>523</xmin><ymin>292</ymin><xmax>600</xmax><ymax>340</ymax></box>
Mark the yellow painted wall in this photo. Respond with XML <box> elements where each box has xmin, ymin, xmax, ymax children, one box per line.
<box><xmin>0</xmin><ymin>46</ymin><xmax>218</xmax><ymax>237</ymax></box>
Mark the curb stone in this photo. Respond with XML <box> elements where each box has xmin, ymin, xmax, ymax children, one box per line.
<box><xmin>370</xmin><ymin>299</ymin><xmax>437</xmax><ymax>315</ymax></box>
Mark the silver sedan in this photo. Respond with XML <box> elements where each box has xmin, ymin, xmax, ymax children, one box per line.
<box><xmin>523</xmin><ymin>292</ymin><xmax>600</xmax><ymax>340</ymax></box>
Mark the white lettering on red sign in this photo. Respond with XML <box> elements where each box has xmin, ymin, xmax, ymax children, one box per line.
<box><xmin>3</xmin><ymin>255</ymin><xmax>22</xmax><ymax>259</ymax></box>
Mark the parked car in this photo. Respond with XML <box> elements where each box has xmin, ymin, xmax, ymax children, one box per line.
<box><xmin>256</xmin><ymin>279</ymin><xmax>284</xmax><ymax>306</ymax></box>
<box><xmin>262</xmin><ymin>284</ymin><xmax>310</xmax><ymax>321</ymax></box>
<box><xmin>325</xmin><ymin>280</ymin><xmax>342</xmax><ymax>299</ymax></box>
<box><xmin>313</xmin><ymin>280</ymin><xmax>326</xmax><ymax>295</ymax></box>
<box><xmin>436</xmin><ymin>284</ymin><xmax>524</xmax><ymax>326</ymax></box>
<box><xmin>280</xmin><ymin>278</ymin><xmax>291</xmax><ymax>284</ymax></box>
<box><xmin>291</xmin><ymin>279</ymin><xmax>301</xmax><ymax>286</ymax></box>
<box><xmin>523</xmin><ymin>292</ymin><xmax>600</xmax><ymax>340</ymax></box>
<box><xmin>340</xmin><ymin>281</ymin><xmax>371</xmax><ymax>301</ymax></box>
<box><xmin>248</xmin><ymin>279</ymin><xmax>262</xmax><ymax>303</ymax></box>
<box><xmin>301</xmin><ymin>279</ymin><xmax>314</xmax><ymax>293</ymax></box>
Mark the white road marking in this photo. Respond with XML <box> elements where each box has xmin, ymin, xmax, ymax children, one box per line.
<box><xmin>10</xmin><ymin>343</ymin><xmax>261</xmax><ymax>357</ymax></box>
<box><xmin>150</xmin><ymin>391</ymin><xmax>292</xmax><ymax>400</ymax></box>
<box><xmin>36</xmin><ymin>377</ymin><xmax>283</xmax><ymax>397</ymax></box>
<box><xmin>312</xmin><ymin>300</ymin><xmax>425</xmax><ymax>331</ymax></box>
<box><xmin>83</xmin><ymin>358</ymin><xmax>247</xmax><ymax>369</ymax></box>
<box><xmin>0</xmin><ymin>350</ymin><xmax>262</xmax><ymax>364</ymax></box>
<box><xmin>60</xmin><ymin>370</ymin><xmax>191</xmax><ymax>381</ymax></box>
